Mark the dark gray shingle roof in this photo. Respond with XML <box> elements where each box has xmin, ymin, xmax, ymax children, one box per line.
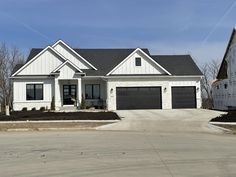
<box><xmin>13</xmin><ymin>48</ymin><xmax>202</xmax><ymax>76</ymax></box>
<box><xmin>151</xmin><ymin>55</ymin><xmax>202</xmax><ymax>76</ymax></box>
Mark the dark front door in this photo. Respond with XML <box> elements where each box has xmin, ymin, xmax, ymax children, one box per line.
<box><xmin>116</xmin><ymin>87</ymin><xmax>162</xmax><ymax>110</ymax></box>
<box><xmin>172</xmin><ymin>86</ymin><xmax>196</xmax><ymax>109</ymax></box>
<box><xmin>63</xmin><ymin>85</ymin><xmax>77</xmax><ymax>105</ymax></box>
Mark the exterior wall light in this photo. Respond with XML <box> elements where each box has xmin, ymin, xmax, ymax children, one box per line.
<box><xmin>196</xmin><ymin>87</ymin><xmax>199</xmax><ymax>92</ymax></box>
<box><xmin>164</xmin><ymin>87</ymin><xmax>167</xmax><ymax>92</ymax></box>
<box><xmin>110</xmin><ymin>88</ymin><xmax>113</xmax><ymax>94</ymax></box>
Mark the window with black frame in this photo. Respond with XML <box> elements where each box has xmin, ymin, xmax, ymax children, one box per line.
<box><xmin>85</xmin><ymin>84</ymin><xmax>100</xmax><ymax>99</ymax></box>
<box><xmin>26</xmin><ymin>84</ymin><xmax>43</xmax><ymax>100</ymax></box>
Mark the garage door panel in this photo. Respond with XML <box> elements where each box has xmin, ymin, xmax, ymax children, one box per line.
<box><xmin>116</xmin><ymin>87</ymin><xmax>162</xmax><ymax>110</ymax></box>
<box><xmin>172</xmin><ymin>86</ymin><xmax>196</xmax><ymax>109</ymax></box>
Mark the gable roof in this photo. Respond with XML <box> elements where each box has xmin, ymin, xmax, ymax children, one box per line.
<box><xmin>13</xmin><ymin>48</ymin><xmax>202</xmax><ymax>77</ymax></box>
<box><xmin>151</xmin><ymin>55</ymin><xmax>202</xmax><ymax>76</ymax></box>
<box><xmin>106</xmin><ymin>48</ymin><xmax>171</xmax><ymax>76</ymax></box>
<box><xmin>52</xmin><ymin>59</ymin><xmax>83</xmax><ymax>73</ymax></box>
<box><xmin>52</xmin><ymin>40</ymin><xmax>97</xmax><ymax>70</ymax></box>
<box><xmin>216</xmin><ymin>28</ymin><xmax>236</xmax><ymax>79</ymax></box>
<box><xmin>11</xmin><ymin>46</ymin><xmax>68</xmax><ymax>76</ymax></box>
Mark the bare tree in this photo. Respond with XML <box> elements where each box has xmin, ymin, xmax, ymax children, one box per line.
<box><xmin>200</xmin><ymin>59</ymin><xmax>220</xmax><ymax>108</ymax></box>
<box><xmin>0</xmin><ymin>43</ymin><xmax>25</xmax><ymax>111</ymax></box>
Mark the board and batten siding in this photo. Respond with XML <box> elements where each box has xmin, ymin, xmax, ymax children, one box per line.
<box><xmin>110</xmin><ymin>50</ymin><xmax>165</xmax><ymax>75</ymax></box>
<box><xmin>53</xmin><ymin>43</ymin><xmax>90</xmax><ymax>69</ymax></box>
<box><xmin>18</xmin><ymin>50</ymin><xmax>63</xmax><ymax>75</ymax></box>
<box><xmin>57</xmin><ymin>64</ymin><xmax>78</xmax><ymax>79</ymax></box>
<box><xmin>106</xmin><ymin>77</ymin><xmax>201</xmax><ymax>110</ymax></box>
<box><xmin>13</xmin><ymin>79</ymin><xmax>54</xmax><ymax>111</ymax></box>
<box><xmin>212</xmin><ymin>33</ymin><xmax>236</xmax><ymax>110</ymax></box>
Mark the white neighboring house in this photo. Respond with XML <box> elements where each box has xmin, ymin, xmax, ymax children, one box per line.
<box><xmin>11</xmin><ymin>40</ymin><xmax>203</xmax><ymax>111</ymax></box>
<box><xmin>212</xmin><ymin>27</ymin><xmax>236</xmax><ymax>110</ymax></box>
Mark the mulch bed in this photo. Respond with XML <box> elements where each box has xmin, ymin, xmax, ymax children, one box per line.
<box><xmin>211</xmin><ymin>111</ymin><xmax>236</xmax><ymax>122</ymax></box>
<box><xmin>0</xmin><ymin>111</ymin><xmax>120</xmax><ymax>121</ymax></box>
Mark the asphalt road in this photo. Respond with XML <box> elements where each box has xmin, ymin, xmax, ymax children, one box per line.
<box><xmin>0</xmin><ymin>109</ymin><xmax>236</xmax><ymax>177</ymax></box>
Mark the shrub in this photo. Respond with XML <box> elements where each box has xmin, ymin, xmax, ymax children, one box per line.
<box><xmin>40</xmin><ymin>107</ymin><xmax>46</xmax><ymax>111</ymax></box>
<box><xmin>22</xmin><ymin>107</ymin><xmax>27</xmax><ymax>111</ymax></box>
<box><xmin>51</xmin><ymin>96</ymin><xmax>55</xmax><ymax>110</ymax></box>
<box><xmin>31</xmin><ymin>107</ymin><xmax>36</xmax><ymax>111</ymax></box>
<box><xmin>80</xmin><ymin>95</ymin><xmax>86</xmax><ymax>109</ymax></box>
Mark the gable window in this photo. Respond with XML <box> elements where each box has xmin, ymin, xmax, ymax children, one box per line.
<box><xmin>26</xmin><ymin>84</ymin><xmax>43</xmax><ymax>100</ymax></box>
<box><xmin>135</xmin><ymin>57</ymin><xmax>141</xmax><ymax>66</ymax></box>
<box><xmin>85</xmin><ymin>84</ymin><xmax>100</xmax><ymax>99</ymax></box>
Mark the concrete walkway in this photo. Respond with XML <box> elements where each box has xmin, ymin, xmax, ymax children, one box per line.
<box><xmin>98</xmin><ymin>109</ymin><xmax>225</xmax><ymax>133</ymax></box>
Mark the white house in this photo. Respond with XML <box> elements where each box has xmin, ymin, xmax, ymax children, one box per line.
<box><xmin>11</xmin><ymin>40</ymin><xmax>202</xmax><ymax>111</ymax></box>
<box><xmin>212</xmin><ymin>27</ymin><xmax>236</xmax><ymax>110</ymax></box>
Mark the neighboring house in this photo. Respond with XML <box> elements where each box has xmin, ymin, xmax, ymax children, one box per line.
<box><xmin>11</xmin><ymin>40</ymin><xmax>202</xmax><ymax>111</ymax></box>
<box><xmin>212</xmin><ymin>27</ymin><xmax>236</xmax><ymax>110</ymax></box>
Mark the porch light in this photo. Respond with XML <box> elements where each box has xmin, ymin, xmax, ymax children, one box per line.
<box><xmin>110</xmin><ymin>88</ymin><xmax>113</xmax><ymax>94</ymax></box>
<box><xmin>164</xmin><ymin>87</ymin><xmax>167</xmax><ymax>92</ymax></box>
<box><xmin>196</xmin><ymin>87</ymin><xmax>199</xmax><ymax>92</ymax></box>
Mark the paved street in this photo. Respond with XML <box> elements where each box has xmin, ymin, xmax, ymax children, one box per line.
<box><xmin>1</xmin><ymin>109</ymin><xmax>236</xmax><ymax>177</ymax></box>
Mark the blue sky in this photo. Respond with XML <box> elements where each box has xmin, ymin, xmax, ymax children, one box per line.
<box><xmin>0</xmin><ymin>0</ymin><xmax>236</xmax><ymax>65</ymax></box>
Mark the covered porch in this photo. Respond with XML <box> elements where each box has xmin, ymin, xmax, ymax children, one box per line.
<box><xmin>54</xmin><ymin>78</ymin><xmax>107</xmax><ymax>110</ymax></box>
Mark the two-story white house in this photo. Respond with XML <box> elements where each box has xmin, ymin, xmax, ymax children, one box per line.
<box><xmin>11</xmin><ymin>40</ymin><xmax>202</xmax><ymax>111</ymax></box>
<box><xmin>212</xmin><ymin>27</ymin><xmax>236</xmax><ymax>110</ymax></box>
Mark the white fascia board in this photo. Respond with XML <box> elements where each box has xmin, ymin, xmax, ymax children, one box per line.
<box><xmin>52</xmin><ymin>59</ymin><xmax>83</xmax><ymax>73</ymax></box>
<box><xmin>103</xmin><ymin>75</ymin><xmax>203</xmax><ymax>79</ymax></box>
<box><xmin>106</xmin><ymin>48</ymin><xmax>172</xmax><ymax>76</ymax></box>
<box><xmin>12</xmin><ymin>46</ymin><xmax>67</xmax><ymax>77</ymax></box>
<box><xmin>52</xmin><ymin>40</ymin><xmax>98</xmax><ymax>70</ymax></box>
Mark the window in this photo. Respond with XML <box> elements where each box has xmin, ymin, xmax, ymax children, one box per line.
<box><xmin>85</xmin><ymin>84</ymin><xmax>100</xmax><ymax>99</ymax></box>
<box><xmin>224</xmin><ymin>84</ymin><xmax>228</xmax><ymax>89</ymax></box>
<box><xmin>135</xmin><ymin>57</ymin><xmax>141</xmax><ymax>66</ymax></box>
<box><xmin>26</xmin><ymin>84</ymin><xmax>43</xmax><ymax>100</ymax></box>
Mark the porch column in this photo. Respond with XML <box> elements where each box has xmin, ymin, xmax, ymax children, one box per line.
<box><xmin>77</xmin><ymin>78</ymin><xmax>82</xmax><ymax>108</ymax></box>
<box><xmin>54</xmin><ymin>78</ymin><xmax>60</xmax><ymax>110</ymax></box>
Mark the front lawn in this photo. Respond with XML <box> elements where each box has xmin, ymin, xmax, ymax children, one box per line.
<box><xmin>0</xmin><ymin>111</ymin><xmax>120</xmax><ymax>121</ymax></box>
<box><xmin>211</xmin><ymin>111</ymin><xmax>236</xmax><ymax>122</ymax></box>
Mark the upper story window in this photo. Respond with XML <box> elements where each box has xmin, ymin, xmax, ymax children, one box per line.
<box><xmin>135</xmin><ymin>57</ymin><xmax>141</xmax><ymax>66</ymax></box>
<box><xmin>85</xmin><ymin>84</ymin><xmax>100</xmax><ymax>99</ymax></box>
<box><xmin>26</xmin><ymin>84</ymin><xmax>43</xmax><ymax>100</ymax></box>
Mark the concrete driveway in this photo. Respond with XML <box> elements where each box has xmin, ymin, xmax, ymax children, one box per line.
<box><xmin>98</xmin><ymin>109</ymin><xmax>225</xmax><ymax>133</ymax></box>
<box><xmin>2</xmin><ymin>109</ymin><xmax>236</xmax><ymax>177</ymax></box>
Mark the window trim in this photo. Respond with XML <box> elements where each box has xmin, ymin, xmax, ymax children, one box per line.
<box><xmin>26</xmin><ymin>84</ymin><xmax>43</xmax><ymax>101</ymax></box>
<box><xmin>85</xmin><ymin>84</ymin><xmax>100</xmax><ymax>100</ymax></box>
<box><xmin>135</xmin><ymin>57</ymin><xmax>141</xmax><ymax>66</ymax></box>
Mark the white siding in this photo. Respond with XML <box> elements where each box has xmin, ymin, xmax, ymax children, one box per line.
<box><xmin>106</xmin><ymin>77</ymin><xmax>201</xmax><ymax>110</ymax></box>
<box><xmin>57</xmin><ymin>64</ymin><xmax>77</xmax><ymax>79</ymax></box>
<box><xmin>53</xmin><ymin>43</ymin><xmax>90</xmax><ymax>69</ymax></box>
<box><xmin>212</xmin><ymin>32</ymin><xmax>236</xmax><ymax>110</ymax></box>
<box><xmin>111</xmin><ymin>50</ymin><xmax>166</xmax><ymax>75</ymax></box>
<box><xmin>13</xmin><ymin>78</ymin><xmax>54</xmax><ymax>111</ymax></box>
<box><xmin>18</xmin><ymin>49</ymin><xmax>63</xmax><ymax>75</ymax></box>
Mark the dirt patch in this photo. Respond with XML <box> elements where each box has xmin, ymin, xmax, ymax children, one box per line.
<box><xmin>0</xmin><ymin>122</ymin><xmax>113</xmax><ymax>131</ymax></box>
<box><xmin>0</xmin><ymin>111</ymin><xmax>120</xmax><ymax>121</ymax></box>
<box><xmin>211</xmin><ymin>111</ymin><xmax>236</xmax><ymax>122</ymax></box>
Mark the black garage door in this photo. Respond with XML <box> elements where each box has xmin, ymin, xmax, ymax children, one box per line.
<box><xmin>116</xmin><ymin>87</ymin><xmax>162</xmax><ymax>110</ymax></box>
<box><xmin>172</xmin><ymin>86</ymin><xmax>196</xmax><ymax>109</ymax></box>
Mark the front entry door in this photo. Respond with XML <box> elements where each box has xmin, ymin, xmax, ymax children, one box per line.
<box><xmin>63</xmin><ymin>85</ymin><xmax>77</xmax><ymax>105</ymax></box>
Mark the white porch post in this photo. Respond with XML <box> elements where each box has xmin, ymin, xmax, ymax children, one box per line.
<box><xmin>54</xmin><ymin>78</ymin><xmax>60</xmax><ymax>110</ymax></box>
<box><xmin>77</xmin><ymin>78</ymin><xmax>82</xmax><ymax>108</ymax></box>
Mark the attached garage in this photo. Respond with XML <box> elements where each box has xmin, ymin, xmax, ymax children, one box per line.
<box><xmin>172</xmin><ymin>86</ymin><xmax>196</xmax><ymax>109</ymax></box>
<box><xmin>116</xmin><ymin>87</ymin><xmax>162</xmax><ymax>110</ymax></box>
